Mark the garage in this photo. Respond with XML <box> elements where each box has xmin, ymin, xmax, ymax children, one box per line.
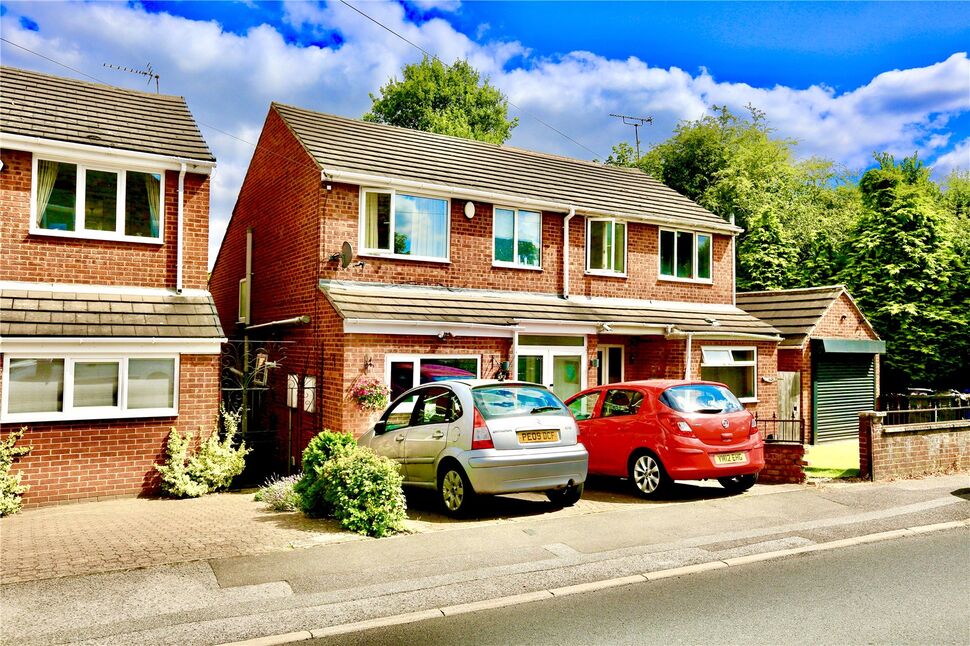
<box><xmin>812</xmin><ymin>339</ymin><xmax>883</xmax><ymax>443</ymax></box>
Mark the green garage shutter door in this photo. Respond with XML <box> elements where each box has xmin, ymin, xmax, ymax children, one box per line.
<box><xmin>813</xmin><ymin>354</ymin><xmax>876</xmax><ymax>443</ymax></box>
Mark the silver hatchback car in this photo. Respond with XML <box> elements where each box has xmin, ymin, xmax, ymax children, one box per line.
<box><xmin>358</xmin><ymin>380</ymin><xmax>589</xmax><ymax>516</ymax></box>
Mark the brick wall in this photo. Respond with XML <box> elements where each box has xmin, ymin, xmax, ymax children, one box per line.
<box><xmin>0</xmin><ymin>148</ymin><xmax>210</xmax><ymax>290</ymax></box>
<box><xmin>0</xmin><ymin>354</ymin><xmax>221</xmax><ymax>507</ymax></box>
<box><xmin>859</xmin><ymin>412</ymin><xmax>970</xmax><ymax>480</ymax></box>
<box><xmin>760</xmin><ymin>443</ymin><xmax>807</xmax><ymax>484</ymax></box>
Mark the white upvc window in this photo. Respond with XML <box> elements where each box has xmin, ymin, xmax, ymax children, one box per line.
<box><xmin>700</xmin><ymin>347</ymin><xmax>756</xmax><ymax>402</ymax></box>
<box><xmin>359</xmin><ymin>188</ymin><xmax>450</xmax><ymax>262</ymax></box>
<box><xmin>30</xmin><ymin>155</ymin><xmax>165</xmax><ymax>244</ymax></box>
<box><xmin>659</xmin><ymin>228</ymin><xmax>712</xmax><ymax>282</ymax></box>
<box><xmin>1</xmin><ymin>355</ymin><xmax>179</xmax><ymax>423</ymax></box>
<box><xmin>385</xmin><ymin>354</ymin><xmax>480</xmax><ymax>403</ymax></box>
<box><xmin>586</xmin><ymin>218</ymin><xmax>627</xmax><ymax>276</ymax></box>
<box><xmin>493</xmin><ymin>206</ymin><xmax>542</xmax><ymax>269</ymax></box>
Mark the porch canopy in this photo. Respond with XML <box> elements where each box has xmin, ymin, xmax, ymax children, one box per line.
<box><xmin>321</xmin><ymin>280</ymin><xmax>781</xmax><ymax>340</ymax></box>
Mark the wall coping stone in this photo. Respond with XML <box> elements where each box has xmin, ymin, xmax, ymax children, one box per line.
<box><xmin>882</xmin><ymin>419</ymin><xmax>970</xmax><ymax>434</ymax></box>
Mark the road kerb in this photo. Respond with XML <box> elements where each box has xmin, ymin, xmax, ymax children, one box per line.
<box><xmin>216</xmin><ymin>519</ymin><xmax>968</xmax><ymax>646</ymax></box>
<box><xmin>549</xmin><ymin>574</ymin><xmax>648</xmax><ymax>597</ymax></box>
<box><xmin>309</xmin><ymin>609</ymin><xmax>445</xmax><ymax>638</ymax></box>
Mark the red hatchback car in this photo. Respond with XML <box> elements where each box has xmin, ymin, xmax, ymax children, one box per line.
<box><xmin>564</xmin><ymin>380</ymin><xmax>765</xmax><ymax>497</ymax></box>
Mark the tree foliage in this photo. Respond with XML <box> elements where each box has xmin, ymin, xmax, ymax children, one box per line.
<box><xmin>609</xmin><ymin>106</ymin><xmax>969</xmax><ymax>390</ymax></box>
<box><xmin>364</xmin><ymin>56</ymin><xmax>518</xmax><ymax>145</ymax></box>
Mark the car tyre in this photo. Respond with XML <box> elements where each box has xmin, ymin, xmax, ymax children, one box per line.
<box><xmin>718</xmin><ymin>473</ymin><xmax>758</xmax><ymax>493</ymax></box>
<box><xmin>629</xmin><ymin>452</ymin><xmax>670</xmax><ymax>498</ymax></box>
<box><xmin>438</xmin><ymin>464</ymin><xmax>475</xmax><ymax>517</ymax></box>
<box><xmin>546</xmin><ymin>482</ymin><xmax>584</xmax><ymax>508</ymax></box>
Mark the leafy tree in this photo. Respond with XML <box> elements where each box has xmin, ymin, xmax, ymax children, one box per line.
<box><xmin>839</xmin><ymin>154</ymin><xmax>968</xmax><ymax>389</ymax></box>
<box><xmin>364</xmin><ymin>56</ymin><xmax>518</xmax><ymax>144</ymax></box>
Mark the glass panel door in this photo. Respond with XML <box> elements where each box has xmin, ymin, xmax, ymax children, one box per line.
<box><xmin>517</xmin><ymin>355</ymin><xmax>544</xmax><ymax>384</ymax></box>
<box><xmin>552</xmin><ymin>355</ymin><xmax>582</xmax><ymax>401</ymax></box>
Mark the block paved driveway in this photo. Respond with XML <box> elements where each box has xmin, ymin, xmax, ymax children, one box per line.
<box><xmin>0</xmin><ymin>480</ymin><xmax>795</xmax><ymax>585</ymax></box>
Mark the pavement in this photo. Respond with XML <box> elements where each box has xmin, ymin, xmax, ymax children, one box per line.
<box><xmin>1</xmin><ymin>473</ymin><xmax>968</xmax><ymax>645</ymax></box>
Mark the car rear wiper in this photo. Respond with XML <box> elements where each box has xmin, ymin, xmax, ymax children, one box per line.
<box><xmin>530</xmin><ymin>406</ymin><xmax>561</xmax><ymax>414</ymax></box>
<box><xmin>697</xmin><ymin>407</ymin><xmax>725</xmax><ymax>414</ymax></box>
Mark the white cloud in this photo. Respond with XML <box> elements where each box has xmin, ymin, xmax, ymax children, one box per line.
<box><xmin>1</xmin><ymin>2</ymin><xmax>966</xmax><ymax>267</ymax></box>
<box><xmin>932</xmin><ymin>138</ymin><xmax>970</xmax><ymax>177</ymax></box>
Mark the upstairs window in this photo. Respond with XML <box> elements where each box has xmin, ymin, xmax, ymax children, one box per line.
<box><xmin>587</xmin><ymin>218</ymin><xmax>626</xmax><ymax>275</ymax></box>
<box><xmin>659</xmin><ymin>229</ymin><xmax>712</xmax><ymax>281</ymax></box>
<box><xmin>493</xmin><ymin>207</ymin><xmax>542</xmax><ymax>269</ymax></box>
<box><xmin>361</xmin><ymin>189</ymin><xmax>449</xmax><ymax>261</ymax></box>
<box><xmin>33</xmin><ymin>157</ymin><xmax>164</xmax><ymax>242</ymax></box>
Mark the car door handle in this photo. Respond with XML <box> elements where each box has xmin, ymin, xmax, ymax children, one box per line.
<box><xmin>395</xmin><ymin>435</ymin><xmax>406</xmax><ymax>442</ymax></box>
<box><xmin>431</xmin><ymin>431</ymin><xmax>444</xmax><ymax>439</ymax></box>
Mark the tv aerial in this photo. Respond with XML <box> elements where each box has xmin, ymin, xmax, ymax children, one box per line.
<box><xmin>103</xmin><ymin>62</ymin><xmax>160</xmax><ymax>93</ymax></box>
<box><xmin>610</xmin><ymin>113</ymin><xmax>653</xmax><ymax>159</ymax></box>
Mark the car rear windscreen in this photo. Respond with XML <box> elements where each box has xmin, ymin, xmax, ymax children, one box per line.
<box><xmin>472</xmin><ymin>385</ymin><xmax>569</xmax><ymax>420</ymax></box>
<box><xmin>659</xmin><ymin>384</ymin><xmax>744</xmax><ymax>414</ymax></box>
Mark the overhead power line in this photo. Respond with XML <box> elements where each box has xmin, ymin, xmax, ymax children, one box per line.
<box><xmin>338</xmin><ymin>0</ymin><xmax>605</xmax><ymax>160</ymax></box>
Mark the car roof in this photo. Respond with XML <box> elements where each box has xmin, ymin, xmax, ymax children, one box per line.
<box><xmin>580</xmin><ymin>379</ymin><xmax>728</xmax><ymax>392</ymax></box>
<box><xmin>444</xmin><ymin>379</ymin><xmax>545</xmax><ymax>389</ymax></box>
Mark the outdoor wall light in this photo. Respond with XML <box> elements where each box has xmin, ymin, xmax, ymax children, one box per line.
<box><xmin>464</xmin><ymin>201</ymin><xmax>476</xmax><ymax>218</ymax></box>
<box><xmin>590</xmin><ymin>358</ymin><xmax>600</xmax><ymax>368</ymax></box>
<box><xmin>500</xmin><ymin>361</ymin><xmax>510</xmax><ymax>372</ymax></box>
<box><xmin>437</xmin><ymin>331</ymin><xmax>454</xmax><ymax>340</ymax></box>
<box><xmin>363</xmin><ymin>356</ymin><xmax>374</xmax><ymax>371</ymax></box>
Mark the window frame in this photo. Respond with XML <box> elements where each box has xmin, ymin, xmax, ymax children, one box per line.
<box><xmin>585</xmin><ymin>217</ymin><xmax>628</xmax><ymax>277</ymax></box>
<box><xmin>699</xmin><ymin>346</ymin><xmax>757</xmax><ymax>403</ymax></box>
<box><xmin>658</xmin><ymin>228</ymin><xmax>713</xmax><ymax>283</ymax></box>
<box><xmin>30</xmin><ymin>154</ymin><xmax>165</xmax><ymax>245</ymax></box>
<box><xmin>358</xmin><ymin>187</ymin><xmax>452</xmax><ymax>263</ymax></box>
<box><xmin>491</xmin><ymin>206</ymin><xmax>543</xmax><ymax>271</ymax></box>
<box><xmin>1</xmin><ymin>354</ymin><xmax>180</xmax><ymax>423</ymax></box>
<box><xmin>385</xmin><ymin>354</ymin><xmax>481</xmax><ymax>396</ymax></box>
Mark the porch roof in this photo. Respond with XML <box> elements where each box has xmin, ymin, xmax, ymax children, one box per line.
<box><xmin>0</xmin><ymin>283</ymin><xmax>224</xmax><ymax>339</ymax></box>
<box><xmin>320</xmin><ymin>280</ymin><xmax>781</xmax><ymax>339</ymax></box>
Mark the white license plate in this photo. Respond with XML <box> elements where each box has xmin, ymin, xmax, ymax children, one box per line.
<box><xmin>518</xmin><ymin>430</ymin><xmax>560</xmax><ymax>444</ymax></box>
<box><xmin>714</xmin><ymin>452</ymin><xmax>746</xmax><ymax>465</ymax></box>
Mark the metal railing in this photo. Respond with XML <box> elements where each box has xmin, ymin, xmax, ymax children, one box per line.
<box><xmin>883</xmin><ymin>406</ymin><xmax>970</xmax><ymax>426</ymax></box>
<box><xmin>756</xmin><ymin>415</ymin><xmax>804</xmax><ymax>443</ymax></box>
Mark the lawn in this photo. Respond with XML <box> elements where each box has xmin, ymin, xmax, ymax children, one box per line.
<box><xmin>804</xmin><ymin>439</ymin><xmax>860</xmax><ymax>479</ymax></box>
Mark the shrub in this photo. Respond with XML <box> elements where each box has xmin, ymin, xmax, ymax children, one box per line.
<box><xmin>0</xmin><ymin>427</ymin><xmax>32</xmax><ymax>517</ymax></box>
<box><xmin>322</xmin><ymin>446</ymin><xmax>406</xmax><ymax>537</ymax></box>
<box><xmin>156</xmin><ymin>406</ymin><xmax>250</xmax><ymax>498</ymax></box>
<box><xmin>254</xmin><ymin>474</ymin><xmax>301</xmax><ymax>512</ymax></box>
<box><xmin>294</xmin><ymin>430</ymin><xmax>357</xmax><ymax>517</ymax></box>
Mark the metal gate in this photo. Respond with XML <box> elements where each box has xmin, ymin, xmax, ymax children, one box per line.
<box><xmin>812</xmin><ymin>354</ymin><xmax>875</xmax><ymax>443</ymax></box>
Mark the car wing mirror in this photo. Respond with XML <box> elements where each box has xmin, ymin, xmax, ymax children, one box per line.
<box><xmin>374</xmin><ymin>420</ymin><xmax>387</xmax><ymax>434</ymax></box>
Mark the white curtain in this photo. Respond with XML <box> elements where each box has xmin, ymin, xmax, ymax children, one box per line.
<box><xmin>364</xmin><ymin>192</ymin><xmax>380</xmax><ymax>249</ymax></box>
<box><xmin>144</xmin><ymin>173</ymin><xmax>161</xmax><ymax>237</ymax></box>
<box><xmin>35</xmin><ymin>160</ymin><xmax>59</xmax><ymax>226</ymax></box>
<box><xmin>400</xmin><ymin>195</ymin><xmax>446</xmax><ymax>258</ymax></box>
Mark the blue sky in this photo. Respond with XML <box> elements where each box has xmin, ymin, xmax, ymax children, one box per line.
<box><xmin>1</xmin><ymin>1</ymin><xmax>968</xmax><ymax>265</ymax></box>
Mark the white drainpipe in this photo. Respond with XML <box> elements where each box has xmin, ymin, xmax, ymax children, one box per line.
<box><xmin>176</xmin><ymin>163</ymin><xmax>186</xmax><ymax>294</ymax></box>
<box><xmin>562</xmin><ymin>207</ymin><xmax>576</xmax><ymax>299</ymax></box>
<box><xmin>684</xmin><ymin>331</ymin><xmax>693</xmax><ymax>380</ymax></box>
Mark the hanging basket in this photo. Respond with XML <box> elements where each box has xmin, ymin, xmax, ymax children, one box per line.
<box><xmin>350</xmin><ymin>377</ymin><xmax>390</xmax><ymax>412</ymax></box>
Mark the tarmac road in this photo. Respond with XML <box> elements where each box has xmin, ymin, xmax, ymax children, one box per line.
<box><xmin>310</xmin><ymin>527</ymin><xmax>970</xmax><ymax>646</ymax></box>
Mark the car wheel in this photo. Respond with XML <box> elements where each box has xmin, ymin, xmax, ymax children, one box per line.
<box><xmin>629</xmin><ymin>452</ymin><xmax>669</xmax><ymax>498</ymax></box>
<box><xmin>718</xmin><ymin>473</ymin><xmax>758</xmax><ymax>493</ymax></box>
<box><xmin>546</xmin><ymin>483</ymin><xmax>584</xmax><ymax>508</ymax></box>
<box><xmin>438</xmin><ymin>464</ymin><xmax>475</xmax><ymax>517</ymax></box>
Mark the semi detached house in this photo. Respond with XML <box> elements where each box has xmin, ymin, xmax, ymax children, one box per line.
<box><xmin>0</xmin><ymin>67</ymin><xmax>224</xmax><ymax>506</ymax></box>
<box><xmin>210</xmin><ymin>103</ymin><xmax>785</xmax><ymax>471</ymax></box>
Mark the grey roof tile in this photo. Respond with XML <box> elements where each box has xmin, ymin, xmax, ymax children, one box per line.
<box><xmin>273</xmin><ymin>104</ymin><xmax>735</xmax><ymax>231</ymax></box>
<box><xmin>736</xmin><ymin>286</ymin><xmax>855</xmax><ymax>347</ymax></box>
<box><xmin>0</xmin><ymin>66</ymin><xmax>215</xmax><ymax>162</ymax></box>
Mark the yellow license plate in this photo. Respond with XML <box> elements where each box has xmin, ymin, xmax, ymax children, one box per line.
<box><xmin>714</xmin><ymin>452</ymin><xmax>746</xmax><ymax>465</ymax></box>
<box><xmin>518</xmin><ymin>430</ymin><xmax>560</xmax><ymax>444</ymax></box>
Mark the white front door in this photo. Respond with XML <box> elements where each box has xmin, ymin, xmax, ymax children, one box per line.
<box><xmin>516</xmin><ymin>349</ymin><xmax>585</xmax><ymax>401</ymax></box>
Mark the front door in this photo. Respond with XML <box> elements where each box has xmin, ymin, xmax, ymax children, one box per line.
<box><xmin>517</xmin><ymin>349</ymin><xmax>585</xmax><ymax>401</ymax></box>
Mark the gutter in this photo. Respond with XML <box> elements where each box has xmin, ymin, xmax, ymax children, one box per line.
<box><xmin>176</xmin><ymin>163</ymin><xmax>186</xmax><ymax>294</ymax></box>
<box><xmin>322</xmin><ymin>168</ymin><xmax>742</xmax><ymax>235</ymax></box>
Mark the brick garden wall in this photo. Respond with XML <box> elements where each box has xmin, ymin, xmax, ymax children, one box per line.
<box><xmin>0</xmin><ymin>354</ymin><xmax>221</xmax><ymax>507</ymax></box>
<box><xmin>760</xmin><ymin>443</ymin><xmax>807</xmax><ymax>484</ymax></box>
<box><xmin>0</xmin><ymin>148</ymin><xmax>211</xmax><ymax>290</ymax></box>
<box><xmin>859</xmin><ymin>412</ymin><xmax>970</xmax><ymax>481</ymax></box>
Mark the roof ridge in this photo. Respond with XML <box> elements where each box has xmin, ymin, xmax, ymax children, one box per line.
<box><xmin>0</xmin><ymin>65</ymin><xmax>186</xmax><ymax>102</ymax></box>
<box><xmin>738</xmin><ymin>285</ymin><xmax>845</xmax><ymax>296</ymax></box>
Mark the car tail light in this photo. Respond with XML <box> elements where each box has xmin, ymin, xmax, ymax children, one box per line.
<box><xmin>661</xmin><ymin>414</ymin><xmax>693</xmax><ymax>436</ymax></box>
<box><xmin>749</xmin><ymin>415</ymin><xmax>759</xmax><ymax>435</ymax></box>
<box><xmin>472</xmin><ymin>408</ymin><xmax>494</xmax><ymax>450</ymax></box>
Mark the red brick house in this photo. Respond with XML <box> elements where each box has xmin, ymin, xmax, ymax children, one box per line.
<box><xmin>210</xmin><ymin>103</ymin><xmax>783</xmax><ymax>470</ymax></box>
<box><xmin>737</xmin><ymin>286</ymin><xmax>884</xmax><ymax>443</ymax></box>
<box><xmin>0</xmin><ymin>67</ymin><xmax>225</xmax><ymax>506</ymax></box>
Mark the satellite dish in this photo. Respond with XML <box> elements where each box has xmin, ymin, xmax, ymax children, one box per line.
<box><xmin>340</xmin><ymin>241</ymin><xmax>353</xmax><ymax>269</ymax></box>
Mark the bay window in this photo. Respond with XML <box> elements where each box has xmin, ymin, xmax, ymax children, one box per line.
<box><xmin>2</xmin><ymin>356</ymin><xmax>178</xmax><ymax>422</ymax></box>
<box><xmin>493</xmin><ymin>207</ymin><xmax>542</xmax><ymax>269</ymax></box>
<box><xmin>360</xmin><ymin>188</ymin><xmax>449</xmax><ymax>261</ymax></box>
<box><xmin>587</xmin><ymin>218</ymin><xmax>627</xmax><ymax>275</ymax></box>
<box><xmin>32</xmin><ymin>157</ymin><xmax>164</xmax><ymax>242</ymax></box>
<box><xmin>700</xmin><ymin>347</ymin><xmax>756</xmax><ymax>401</ymax></box>
<box><xmin>659</xmin><ymin>229</ymin><xmax>712</xmax><ymax>281</ymax></box>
